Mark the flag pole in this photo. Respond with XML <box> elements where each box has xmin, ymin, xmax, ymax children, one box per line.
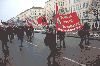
<box><xmin>55</xmin><ymin>2</ymin><xmax>58</xmax><ymax>44</ymax></box>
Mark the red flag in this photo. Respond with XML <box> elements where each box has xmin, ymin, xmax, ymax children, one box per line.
<box><xmin>37</xmin><ymin>16</ymin><xmax>48</xmax><ymax>26</ymax></box>
<box><xmin>37</xmin><ymin>17</ymin><xmax>43</xmax><ymax>24</ymax></box>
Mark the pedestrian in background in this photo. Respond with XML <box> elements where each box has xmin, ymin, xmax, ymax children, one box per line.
<box><xmin>25</xmin><ymin>26</ymin><xmax>33</xmax><ymax>42</ymax></box>
<box><xmin>57</xmin><ymin>31</ymin><xmax>66</xmax><ymax>48</ymax></box>
<box><xmin>17</xmin><ymin>26</ymin><xmax>24</xmax><ymax>47</ymax></box>
<box><xmin>78</xmin><ymin>22</ymin><xmax>90</xmax><ymax>45</ymax></box>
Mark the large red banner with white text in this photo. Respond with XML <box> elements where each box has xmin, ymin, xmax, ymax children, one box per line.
<box><xmin>56</xmin><ymin>3</ymin><xmax>83</xmax><ymax>32</ymax></box>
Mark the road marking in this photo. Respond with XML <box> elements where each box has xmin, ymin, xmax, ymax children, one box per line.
<box><xmin>25</xmin><ymin>41</ymin><xmax>38</xmax><ymax>47</ymax></box>
<box><xmin>34</xmin><ymin>45</ymin><xmax>38</xmax><ymax>46</ymax></box>
<box><xmin>30</xmin><ymin>43</ymin><xmax>33</xmax><ymax>44</ymax></box>
<box><xmin>87</xmin><ymin>46</ymin><xmax>91</xmax><ymax>48</ymax></box>
<box><xmin>63</xmin><ymin>57</ymin><xmax>86</xmax><ymax>66</ymax></box>
<box><xmin>87</xmin><ymin>46</ymin><xmax>100</xmax><ymax>50</ymax></box>
<box><xmin>92</xmin><ymin>47</ymin><xmax>96</xmax><ymax>49</ymax></box>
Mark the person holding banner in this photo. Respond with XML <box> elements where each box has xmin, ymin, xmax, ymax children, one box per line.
<box><xmin>44</xmin><ymin>26</ymin><xmax>57</xmax><ymax>65</ymax></box>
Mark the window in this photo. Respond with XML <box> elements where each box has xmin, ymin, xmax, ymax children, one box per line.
<box><xmin>85</xmin><ymin>3</ymin><xmax>88</xmax><ymax>8</ymax></box>
<box><xmin>58</xmin><ymin>2</ymin><xmax>64</xmax><ymax>6</ymax></box>
<box><xmin>35</xmin><ymin>13</ymin><xmax>36</xmax><ymax>15</ymax></box>
<box><xmin>61</xmin><ymin>2</ymin><xmax>63</xmax><ymax>6</ymax></box>
<box><xmin>63</xmin><ymin>2</ymin><xmax>64</xmax><ymax>6</ymax></box>
<box><xmin>74</xmin><ymin>0</ymin><xmax>75</xmax><ymax>3</ymax></box>
<box><xmin>83</xmin><ymin>2</ymin><xmax>89</xmax><ymax>8</ymax></box>
<box><xmin>78</xmin><ymin>5</ymin><xmax>80</xmax><ymax>10</ymax></box>
<box><xmin>39</xmin><ymin>13</ymin><xmax>41</xmax><ymax>15</ymax></box>
<box><xmin>80</xmin><ymin>13</ymin><xmax>81</xmax><ymax>18</ymax></box>
<box><xmin>76</xmin><ymin>6</ymin><xmax>78</xmax><ymax>10</ymax></box>
<box><xmin>69</xmin><ymin>7</ymin><xmax>71</xmax><ymax>12</ymax></box>
<box><xmin>74</xmin><ymin>0</ymin><xmax>80</xmax><ymax>3</ymax></box>
<box><xmin>83</xmin><ymin>2</ymin><xmax>85</xmax><ymax>8</ymax></box>
<box><xmin>73</xmin><ymin>6</ymin><xmax>75</xmax><ymax>11</ymax></box>
<box><xmin>58</xmin><ymin>2</ymin><xmax>60</xmax><ymax>6</ymax></box>
<box><xmin>65</xmin><ymin>8</ymin><xmax>69</xmax><ymax>12</ymax></box>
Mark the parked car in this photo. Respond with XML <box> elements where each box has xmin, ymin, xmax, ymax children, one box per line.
<box><xmin>90</xmin><ymin>32</ymin><xmax>100</xmax><ymax>38</ymax></box>
<box><xmin>34</xmin><ymin>28</ymin><xmax>46</xmax><ymax>34</ymax></box>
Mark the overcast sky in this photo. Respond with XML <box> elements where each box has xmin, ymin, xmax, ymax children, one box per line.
<box><xmin>0</xmin><ymin>0</ymin><xmax>48</xmax><ymax>21</ymax></box>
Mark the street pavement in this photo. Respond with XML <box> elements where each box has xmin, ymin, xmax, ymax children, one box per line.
<box><xmin>57</xmin><ymin>36</ymin><xmax>100</xmax><ymax>66</ymax></box>
<box><xmin>0</xmin><ymin>33</ymin><xmax>100</xmax><ymax>66</ymax></box>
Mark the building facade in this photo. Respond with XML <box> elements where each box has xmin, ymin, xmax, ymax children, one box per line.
<box><xmin>16</xmin><ymin>6</ymin><xmax>44</xmax><ymax>21</ymax></box>
<box><xmin>44</xmin><ymin>0</ymin><xmax>70</xmax><ymax>24</ymax></box>
<box><xmin>15</xmin><ymin>6</ymin><xmax>44</xmax><ymax>26</ymax></box>
<box><xmin>44</xmin><ymin>0</ymin><xmax>99</xmax><ymax>28</ymax></box>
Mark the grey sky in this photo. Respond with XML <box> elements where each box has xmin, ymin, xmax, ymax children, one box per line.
<box><xmin>0</xmin><ymin>0</ymin><xmax>48</xmax><ymax>21</ymax></box>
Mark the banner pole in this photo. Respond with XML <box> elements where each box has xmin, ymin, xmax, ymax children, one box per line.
<box><xmin>56</xmin><ymin>2</ymin><xmax>58</xmax><ymax>44</ymax></box>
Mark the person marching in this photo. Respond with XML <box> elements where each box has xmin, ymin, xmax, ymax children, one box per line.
<box><xmin>57</xmin><ymin>31</ymin><xmax>66</xmax><ymax>48</ymax></box>
<box><xmin>0</xmin><ymin>26</ymin><xmax>9</xmax><ymax>50</ymax></box>
<box><xmin>78</xmin><ymin>22</ymin><xmax>90</xmax><ymax>45</ymax></box>
<box><xmin>44</xmin><ymin>26</ymin><xmax>57</xmax><ymax>65</ymax></box>
<box><xmin>17</xmin><ymin>26</ymin><xmax>24</xmax><ymax>47</ymax></box>
<box><xmin>25</xmin><ymin>26</ymin><xmax>33</xmax><ymax>42</ymax></box>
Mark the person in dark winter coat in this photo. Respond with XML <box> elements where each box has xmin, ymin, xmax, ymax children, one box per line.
<box><xmin>25</xmin><ymin>26</ymin><xmax>34</xmax><ymax>42</ymax></box>
<box><xmin>78</xmin><ymin>22</ymin><xmax>90</xmax><ymax>45</ymax></box>
<box><xmin>17</xmin><ymin>26</ymin><xmax>24</xmax><ymax>47</ymax></box>
<box><xmin>57</xmin><ymin>31</ymin><xmax>66</xmax><ymax>48</ymax></box>
<box><xmin>0</xmin><ymin>26</ymin><xmax>9</xmax><ymax>50</ymax></box>
<box><xmin>7</xmin><ymin>26</ymin><xmax>14</xmax><ymax>43</ymax></box>
<box><xmin>44</xmin><ymin>26</ymin><xmax>57</xmax><ymax>65</ymax></box>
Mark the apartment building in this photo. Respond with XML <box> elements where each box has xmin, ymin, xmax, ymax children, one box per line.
<box><xmin>16</xmin><ymin>6</ymin><xmax>44</xmax><ymax>21</ymax></box>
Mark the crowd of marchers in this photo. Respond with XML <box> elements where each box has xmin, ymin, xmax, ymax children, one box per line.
<box><xmin>0</xmin><ymin>25</ymin><xmax>34</xmax><ymax>50</ymax></box>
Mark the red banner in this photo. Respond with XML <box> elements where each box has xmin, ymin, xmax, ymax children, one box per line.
<box><xmin>56</xmin><ymin>4</ymin><xmax>83</xmax><ymax>32</ymax></box>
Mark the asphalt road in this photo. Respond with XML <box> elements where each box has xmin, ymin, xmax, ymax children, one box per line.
<box><xmin>0</xmin><ymin>33</ymin><xmax>100</xmax><ymax>66</ymax></box>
